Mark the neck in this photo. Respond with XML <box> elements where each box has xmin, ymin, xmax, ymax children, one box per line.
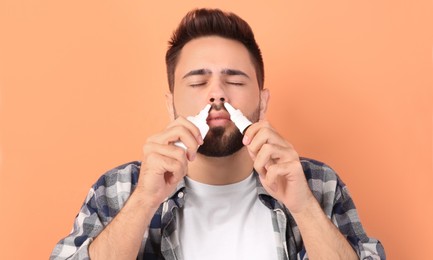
<box><xmin>187</xmin><ymin>146</ymin><xmax>254</xmax><ymax>185</ymax></box>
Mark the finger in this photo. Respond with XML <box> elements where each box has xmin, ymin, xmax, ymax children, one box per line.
<box><xmin>258</xmin><ymin>173</ymin><xmax>275</xmax><ymax>194</ymax></box>
<box><xmin>264</xmin><ymin>161</ymin><xmax>295</xmax><ymax>192</ymax></box>
<box><xmin>148</xmin><ymin>125</ymin><xmax>201</xmax><ymax>160</ymax></box>
<box><xmin>261</xmin><ymin>160</ymin><xmax>303</xmax><ymax>193</ymax></box>
<box><xmin>143</xmin><ymin>142</ymin><xmax>188</xmax><ymax>165</ymax></box>
<box><xmin>166</xmin><ymin>117</ymin><xmax>204</xmax><ymax>144</ymax></box>
<box><xmin>143</xmin><ymin>152</ymin><xmax>187</xmax><ymax>185</ymax></box>
<box><xmin>247</xmin><ymin>127</ymin><xmax>272</xmax><ymax>157</ymax></box>
<box><xmin>253</xmin><ymin>143</ymin><xmax>288</xmax><ymax>176</ymax></box>
<box><xmin>243</xmin><ymin>121</ymin><xmax>272</xmax><ymax>145</ymax></box>
<box><xmin>248</xmin><ymin>129</ymin><xmax>289</xmax><ymax>157</ymax></box>
<box><xmin>152</xmin><ymin>124</ymin><xmax>200</xmax><ymax>146</ymax></box>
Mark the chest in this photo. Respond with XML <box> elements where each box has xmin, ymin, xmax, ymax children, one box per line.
<box><xmin>177</xmin><ymin>184</ymin><xmax>278</xmax><ymax>260</ymax></box>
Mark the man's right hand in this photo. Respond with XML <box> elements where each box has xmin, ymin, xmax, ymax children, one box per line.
<box><xmin>89</xmin><ymin>117</ymin><xmax>203</xmax><ymax>260</ymax></box>
<box><xmin>134</xmin><ymin>116</ymin><xmax>204</xmax><ymax>211</ymax></box>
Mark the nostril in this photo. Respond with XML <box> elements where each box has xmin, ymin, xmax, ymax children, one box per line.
<box><xmin>220</xmin><ymin>97</ymin><xmax>225</xmax><ymax>102</ymax></box>
<box><xmin>210</xmin><ymin>98</ymin><xmax>215</xmax><ymax>102</ymax></box>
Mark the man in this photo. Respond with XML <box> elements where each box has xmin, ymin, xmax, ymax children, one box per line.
<box><xmin>51</xmin><ymin>8</ymin><xmax>385</xmax><ymax>260</ymax></box>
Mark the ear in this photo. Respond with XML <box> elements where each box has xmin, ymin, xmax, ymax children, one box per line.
<box><xmin>165</xmin><ymin>92</ymin><xmax>176</xmax><ymax>121</ymax></box>
<box><xmin>259</xmin><ymin>88</ymin><xmax>270</xmax><ymax>120</ymax></box>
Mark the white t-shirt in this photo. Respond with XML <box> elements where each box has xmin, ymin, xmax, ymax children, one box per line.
<box><xmin>178</xmin><ymin>173</ymin><xmax>278</xmax><ymax>260</ymax></box>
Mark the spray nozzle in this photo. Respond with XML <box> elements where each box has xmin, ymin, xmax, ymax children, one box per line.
<box><xmin>224</xmin><ymin>102</ymin><xmax>252</xmax><ymax>134</ymax></box>
<box><xmin>174</xmin><ymin>104</ymin><xmax>211</xmax><ymax>150</ymax></box>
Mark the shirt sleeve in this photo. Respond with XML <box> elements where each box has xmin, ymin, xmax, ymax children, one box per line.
<box><xmin>49</xmin><ymin>187</ymin><xmax>103</xmax><ymax>260</ymax></box>
<box><xmin>331</xmin><ymin>181</ymin><xmax>386</xmax><ymax>259</ymax></box>
<box><xmin>49</xmin><ymin>162</ymin><xmax>141</xmax><ymax>260</ymax></box>
<box><xmin>299</xmin><ymin>158</ymin><xmax>386</xmax><ymax>260</ymax></box>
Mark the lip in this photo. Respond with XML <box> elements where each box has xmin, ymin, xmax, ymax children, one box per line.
<box><xmin>206</xmin><ymin>111</ymin><xmax>231</xmax><ymax>126</ymax></box>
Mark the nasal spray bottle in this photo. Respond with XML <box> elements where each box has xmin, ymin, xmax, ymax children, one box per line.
<box><xmin>174</xmin><ymin>104</ymin><xmax>211</xmax><ymax>150</ymax></box>
<box><xmin>223</xmin><ymin>102</ymin><xmax>252</xmax><ymax>134</ymax></box>
<box><xmin>174</xmin><ymin>102</ymin><xmax>251</xmax><ymax>149</ymax></box>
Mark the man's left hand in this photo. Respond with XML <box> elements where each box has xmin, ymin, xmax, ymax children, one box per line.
<box><xmin>243</xmin><ymin>121</ymin><xmax>315</xmax><ymax>214</ymax></box>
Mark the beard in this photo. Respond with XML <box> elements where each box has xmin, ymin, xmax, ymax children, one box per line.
<box><xmin>173</xmin><ymin>102</ymin><xmax>260</xmax><ymax>157</ymax></box>
<box><xmin>197</xmin><ymin>124</ymin><xmax>245</xmax><ymax>157</ymax></box>
<box><xmin>198</xmin><ymin>103</ymin><xmax>260</xmax><ymax>157</ymax></box>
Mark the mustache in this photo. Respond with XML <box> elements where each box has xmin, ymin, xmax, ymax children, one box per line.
<box><xmin>172</xmin><ymin>103</ymin><xmax>226</xmax><ymax>119</ymax></box>
<box><xmin>210</xmin><ymin>103</ymin><xmax>227</xmax><ymax>112</ymax></box>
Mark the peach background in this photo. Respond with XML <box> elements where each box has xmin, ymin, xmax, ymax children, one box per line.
<box><xmin>0</xmin><ymin>1</ymin><xmax>432</xmax><ymax>259</ymax></box>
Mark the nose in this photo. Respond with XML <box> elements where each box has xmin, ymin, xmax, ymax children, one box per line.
<box><xmin>207</xmin><ymin>82</ymin><xmax>227</xmax><ymax>106</ymax></box>
<box><xmin>209</xmin><ymin>97</ymin><xmax>225</xmax><ymax>103</ymax></box>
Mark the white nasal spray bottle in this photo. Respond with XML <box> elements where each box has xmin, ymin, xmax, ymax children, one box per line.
<box><xmin>174</xmin><ymin>104</ymin><xmax>211</xmax><ymax>150</ymax></box>
<box><xmin>224</xmin><ymin>102</ymin><xmax>252</xmax><ymax>134</ymax></box>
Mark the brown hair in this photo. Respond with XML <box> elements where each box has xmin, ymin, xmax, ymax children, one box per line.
<box><xmin>166</xmin><ymin>8</ymin><xmax>264</xmax><ymax>92</ymax></box>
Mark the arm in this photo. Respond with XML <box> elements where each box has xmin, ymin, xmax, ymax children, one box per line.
<box><xmin>50</xmin><ymin>117</ymin><xmax>203</xmax><ymax>260</ymax></box>
<box><xmin>290</xmin><ymin>195</ymin><xmax>359</xmax><ymax>259</ymax></box>
<box><xmin>88</xmin><ymin>189</ymin><xmax>160</xmax><ymax>259</ymax></box>
<box><xmin>89</xmin><ymin>117</ymin><xmax>203</xmax><ymax>259</ymax></box>
<box><xmin>244</xmin><ymin>121</ymin><xmax>358</xmax><ymax>260</ymax></box>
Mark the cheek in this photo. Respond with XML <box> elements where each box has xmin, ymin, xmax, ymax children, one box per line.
<box><xmin>173</xmin><ymin>100</ymin><xmax>195</xmax><ymax>117</ymax></box>
<box><xmin>173</xmin><ymin>90</ymin><xmax>207</xmax><ymax>117</ymax></box>
<box><xmin>173</xmin><ymin>91</ymin><xmax>188</xmax><ymax>115</ymax></box>
<box><xmin>228</xmin><ymin>89</ymin><xmax>260</xmax><ymax>113</ymax></box>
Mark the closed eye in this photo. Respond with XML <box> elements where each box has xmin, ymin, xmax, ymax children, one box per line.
<box><xmin>189</xmin><ymin>82</ymin><xmax>207</xmax><ymax>87</ymax></box>
<box><xmin>227</xmin><ymin>82</ymin><xmax>244</xmax><ymax>86</ymax></box>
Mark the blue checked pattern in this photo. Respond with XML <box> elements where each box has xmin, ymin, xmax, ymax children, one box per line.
<box><xmin>50</xmin><ymin>158</ymin><xmax>385</xmax><ymax>259</ymax></box>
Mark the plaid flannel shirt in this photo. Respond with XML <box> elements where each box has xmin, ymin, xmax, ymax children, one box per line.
<box><xmin>50</xmin><ymin>158</ymin><xmax>385</xmax><ymax>259</ymax></box>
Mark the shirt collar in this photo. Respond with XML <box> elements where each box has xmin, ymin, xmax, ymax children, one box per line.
<box><xmin>165</xmin><ymin>177</ymin><xmax>187</xmax><ymax>201</ymax></box>
<box><xmin>165</xmin><ymin>169</ymin><xmax>285</xmax><ymax>210</ymax></box>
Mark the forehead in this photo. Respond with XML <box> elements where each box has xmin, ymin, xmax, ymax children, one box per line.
<box><xmin>175</xmin><ymin>36</ymin><xmax>256</xmax><ymax>78</ymax></box>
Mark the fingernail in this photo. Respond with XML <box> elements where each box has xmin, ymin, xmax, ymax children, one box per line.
<box><xmin>243</xmin><ymin>135</ymin><xmax>249</xmax><ymax>145</ymax></box>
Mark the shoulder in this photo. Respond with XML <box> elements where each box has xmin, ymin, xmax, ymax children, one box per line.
<box><xmin>89</xmin><ymin>161</ymin><xmax>142</xmax><ymax>219</ymax></box>
<box><xmin>93</xmin><ymin>161</ymin><xmax>142</xmax><ymax>190</ymax></box>
<box><xmin>299</xmin><ymin>157</ymin><xmax>349</xmax><ymax>207</ymax></box>
<box><xmin>300</xmin><ymin>157</ymin><xmax>345</xmax><ymax>186</ymax></box>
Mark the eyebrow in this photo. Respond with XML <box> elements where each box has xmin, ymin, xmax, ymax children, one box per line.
<box><xmin>221</xmin><ymin>69</ymin><xmax>250</xmax><ymax>78</ymax></box>
<box><xmin>182</xmin><ymin>69</ymin><xmax>212</xmax><ymax>79</ymax></box>
<box><xmin>182</xmin><ymin>68</ymin><xmax>250</xmax><ymax>79</ymax></box>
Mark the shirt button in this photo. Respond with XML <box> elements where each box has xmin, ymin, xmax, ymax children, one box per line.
<box><xmin>178</xmin><ymin>192</ymin><xmax>184</xmax><ymax>198</ymax></box>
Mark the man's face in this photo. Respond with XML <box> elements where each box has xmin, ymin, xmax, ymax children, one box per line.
<box><xmin>170</xmin><ymin>36</ymin><xmax>267</xmax><ymax>157</ymax></box>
